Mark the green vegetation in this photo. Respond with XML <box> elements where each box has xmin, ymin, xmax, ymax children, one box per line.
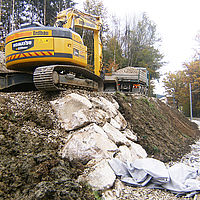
<box><xmin>152</xmin><ymin>145</ymin><xmax>160</xmax><ymax>153</ymax></box>
<box><xmin>164</xmin><ymin>61</ymin><xmax>200</xmax><ymax>117</ymax></box>
<box><xmin>93</xmin><ymin>190</ymin><xmax>103</xmax><ymax>200</ymax></box>
<box><xmin>0</xmin><ymin>0</ymin><xmax>164</xmax><ymax>88</ymax></box>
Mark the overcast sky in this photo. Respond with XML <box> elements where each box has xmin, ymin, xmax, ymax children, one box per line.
<box><xmin>75</xmin><ymin>0</ymin><xmax>200</xmax><ymax>94</ymax></box>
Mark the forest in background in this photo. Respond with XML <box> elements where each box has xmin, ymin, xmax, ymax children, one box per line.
<box><xmin>164</xmin><ymin>60</ymin><xmax>200</xmax><ymax>117</ymax></box>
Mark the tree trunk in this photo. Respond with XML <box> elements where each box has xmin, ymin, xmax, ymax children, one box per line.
<box><xmin>44</xmin><ymin>0</ymin><xmax>46</xmax><ymax>25</ymax></box>
<box><xmin>0</xmin><ymin>0</ymin><xmax>2</xmax><ymax>23</ymax></box>
<box><xmin>11</xmin><ymin>0</ymin><xmax>15</xmax><ymax>31</ymax></box>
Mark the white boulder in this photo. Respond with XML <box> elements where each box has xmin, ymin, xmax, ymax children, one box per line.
<box><xmin>110</xmin><ymin>113</ymin><xmax>127</xmax><ymax>130</ymax></box>
<box><xmin>122</xmin><ymin>129</ymin><xmax>137</xmax><ymax>142</ymax></box>
<box><xmin>103</xmin><ymin>122</ymin><xmax>130</xmax><ymax>146</ymax></box>
<box><xmin>116</xmin><ymin>145</ymin><xmax>139</xmax><ymax>163</ymax></box>
<box><xmin>90</xmin><ymin>97</ymin><xmax>118</xmax><ymax>118</ymax></box>
<box><xmin>78</xmin><ymin>159</ymin><xmax>116</xmax><ymax>191</ymax></box>
<box><xmin>102</xmin><ymin>179</ymin><xmax>125</xmax><ymax>200</ymax></box>
<box><xmin>61</xmin><ymin>124</ymin><xmax>118</xmax><ymax>163</ymax></box>
<box><xmin>51</xmin><ymin>93</ymin><xmax>109</xmax><ymax>131</ymax></box>
<box><xmin>130</xmin><ymin>142</ymin><xmax>148</xmax><ymax>159</ymax></box>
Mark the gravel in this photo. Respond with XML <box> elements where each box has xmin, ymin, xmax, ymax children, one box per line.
<box><xmin>111</xmin><ymin>130</ymin><xmax>200</xmax><ymax>200</ymax></box>
<box><xmin>1</xmin><ymin>90</ymin><xmax>200</xmax><ymax>199</ymax></box>
<box><xmin>115</xmin><ymin>67</ymin><xmax>142</xmax><ymax>74</ymax></box>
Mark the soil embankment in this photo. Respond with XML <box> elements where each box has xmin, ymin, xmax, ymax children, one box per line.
<box><xmin>115</xmin><ymin>93</ymin><xmax>199</xmax><ymax>162</ymax></box>
<box><xmin>0</xmin><ymin>91</ymin><xmax>199</xmax><ymax>199</ymax></box>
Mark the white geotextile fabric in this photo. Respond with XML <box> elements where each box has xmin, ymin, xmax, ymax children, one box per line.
<box><xmin>109</xmin><ymin>158</ymin><xmax>200</xmax><ymax>196</ymax></box>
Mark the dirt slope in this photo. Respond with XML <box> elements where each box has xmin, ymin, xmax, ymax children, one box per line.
<box><xmin>114</xmin><ymin>93</ymin><xmax>200</xmax><ymax>162</ymax></box>
<box><xmin>0</xmin><ymin>91</ymin><xmax>199</xmax><ymax>199</ymax></box>
<box><xmin>0</xmin><ymin>92</ymin><xmax>96</xmax><ymax>200</ymax></box>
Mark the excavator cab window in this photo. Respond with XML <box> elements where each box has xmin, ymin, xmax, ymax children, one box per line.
<box><xmin>74</xmin><ymin>17</ymin><xmax>84</xmax><ymax>40</ymax></box>
<box><xmin>55</xmin><ymin>21</ymin><xmax>65</xmax><ymax>28</ymax></box>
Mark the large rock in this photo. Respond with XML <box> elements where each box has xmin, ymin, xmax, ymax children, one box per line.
<box><xmin>78</xmin><ymin>159</ymin><xmax>116</xmax><ymax>191</ymax></box>
<box><xmin>103</xmin><ymin>122</ymin><xmax>129</xmax><ymax>146</ymax></box>
<box><xmin>130</xmin><ymin>142</ymin><xmax>147</xmax><ymax>159</ymax></box>
<box><xmin>110</xmin><ymin>112</ymin><xmax>127</xmax><ymax>130</ymax></box>
<box><xmin>51</xmin><ymin>93</ymin><xmax>109</xmax><ymax>131</ymax></box>
<box><xmin>61</xmin><ymin>124</ymin><xmax>118</xmax><ymax>163</ymax></box>
<box><xmin>90</xmin><ymin>97</ymin><xmax>118</xmax><ymax>118</ymax></box>
<box><xmin>116</xmin><ymin>145</ymin><xmax>139</xmax><ymax>163</ymax></box>
<box><xmin>102</xmin><ymin>179</ymin><xmax>125</xmax><ymax>200</ymax></box>
<box><xmin>122</xmin><ymin>129</ymin><xmax>137</xmax><ymax>142</ymax></box>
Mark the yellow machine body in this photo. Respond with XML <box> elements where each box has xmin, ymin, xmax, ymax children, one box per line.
<box><xmin>5</xmin><ymin>8</ymin><xmax>103</xmax><ymax>77</ymax></box>
<box><xmin>2</xmin><ymin>8</ymin><xmax>103</xmax><ymax>92</ymax></box>
<box><xmin>5</xmin><ymin>27</ymin><xmax>87</xmax><ymax>71</ymax></box>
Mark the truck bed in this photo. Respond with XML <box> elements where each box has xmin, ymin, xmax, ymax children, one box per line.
<box><xmin>104</xmin><ymin>67</ymin><xmax>149</xmax><ymax>94</ymax></box>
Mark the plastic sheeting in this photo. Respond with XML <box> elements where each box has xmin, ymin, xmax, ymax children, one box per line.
<box><xmin>109</xmin><ymin>158</ymin><xmax>200</xmax><ymax>197</ymax></box>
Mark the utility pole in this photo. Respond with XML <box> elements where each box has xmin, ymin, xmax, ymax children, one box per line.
<box><xmin>189</xmin><ymin>82</ymin><xmax>193</xmax><ymax>121</ymax></box>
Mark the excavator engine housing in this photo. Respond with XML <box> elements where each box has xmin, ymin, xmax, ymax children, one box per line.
<box><xmin>5</xmin><ymin>26</ymin><xmax>87</xmax><ymax>71</ymax></box>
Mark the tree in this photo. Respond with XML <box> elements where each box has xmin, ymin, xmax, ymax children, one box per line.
<box><xmin>122</xmin><ymin>13</ymin><xmax>164</xmax><ymax>79</ymax></box>
<box><xmin>0</xmin><ymin>0</ymin><xmax>76</xmax><ymax>36</ymax></box>
<box><xmin>103</xmin><ymin>35</ymin><xmax>124</xmax><ymax>72</ymax></box>
<box><xmin>102</xmin><ymin>15</ymin><xmax>125</xmax><ymax>71</ymax></box>
<box><xmin>184</xmin><ymin>60</ymin><xmax>200</xmax><ymax>117</ymax></box>
<box><xmin>164</xmin><ymin>60</ymin><xmax>200</xmax><ymax>117</ymax></box>
<box><xmin>83</xmin><ymin>0</ymin><xmax>107</xmax><ymax>22</ymax></box>
<box><xmin>163</xmin><ymin>71</ymin><xmax>189</xmax><ymax>109</ymax></box>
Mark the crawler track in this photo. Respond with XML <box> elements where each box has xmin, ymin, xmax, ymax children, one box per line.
<box><xmin>33</xmin><ymin>66</ymin><xmax>59</xmax><ymax>91</ymax></box>
<box><xmin>33</xmin><ymin>65</ymin><xmax>103</xmax><ymax>92</ymax></box>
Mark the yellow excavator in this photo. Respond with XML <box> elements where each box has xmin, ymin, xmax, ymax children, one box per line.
<box><xmin>0</xmin><ymin>8</ymin><xmax>103</xmax><ymax>91</ymax></box>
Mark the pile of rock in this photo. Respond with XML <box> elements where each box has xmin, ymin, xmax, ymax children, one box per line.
<box><xmin>51</xmin><ymin>93</ymin><xmax>147</xmax><ymax>196</ymax></box>
<box><xmin>115</xmin><ymin>66</ymin><xmax>141</xmax><ymax>74</ymax></box>
<box><xmin>1</xmin><ymin>90</ymin><xmax>197</xmax><ymax>199</ymax></box>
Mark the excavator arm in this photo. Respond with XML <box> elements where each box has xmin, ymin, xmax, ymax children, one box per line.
<box><xmin>55</xmin><ymin>8</ymin><xmax>103</xmax><ymax>76</ymax></box>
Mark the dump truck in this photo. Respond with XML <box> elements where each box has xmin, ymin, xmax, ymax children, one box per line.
<box><xmin>104</xmin><ymin>67</ymin><xmax>149</xmax><ymax>95</ymax></box>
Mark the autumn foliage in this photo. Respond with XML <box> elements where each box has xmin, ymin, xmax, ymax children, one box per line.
<box><xmin>164</xmin><ymin>60</ymin><xmax>200</xmax><ymax>117</ymax></box>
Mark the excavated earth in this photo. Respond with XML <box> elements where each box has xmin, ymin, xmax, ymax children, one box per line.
<box><xmin>1</xmin><ymin>53</ymin><xmax>200</xmax><ymax>199</ymax></box>
<box><xmin>0</xmin><ymin>90</ymin><xmax>199</xmax><ymax>200</ymax></box>
<box><xmin>115</xmin><ymin>93</ymin><xmax>200</xmax><ymax>162</ymax></box>
<box><xmin>0</xmin><ymin>91</ymin><xmax>99</xmax><ymax>200</ymax></box>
